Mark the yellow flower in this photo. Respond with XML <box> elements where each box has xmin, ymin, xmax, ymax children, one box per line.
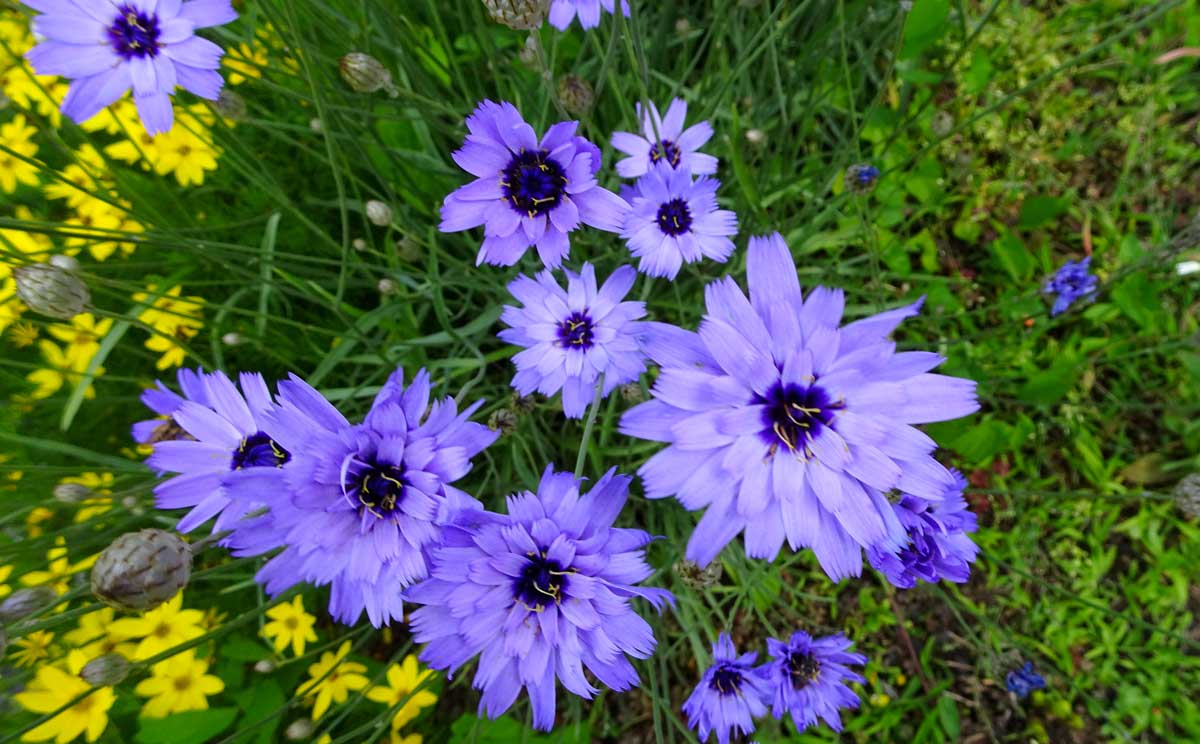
<box><xmin>296</xmin><ymin>641</ymin><xmax>369</xmax><ymax>720</ymax></box>
<box><xmin>135</xmin><ymin>650</ymin><xmax>225</xmax><ymax>718</ymax></box>
<box><xmin>390</xmin><ymin>734</ymin><xmax>422</xmax><ymax>744</ymax></box>
<box><xmin>0</xmin><ymin>60</ymin><xmax>66</xmax><ymax>125</ymax></box>
<box><xmin>0</xmin><ymin>114</ymin><xmax>40</xmax><ymax>193</ymax></box>
<box><xmin>153</xmin><ymin>125</ymin><xmax>220</xmax><ymax>187</ymax></box>
<box><xmin>14</xmin><ymin>650</ymin><xmax>114</xmax><ymax>743</ymax></box>
<box><xmin>25</xmin><ymin>506</ymin><xmax>54</xmax><ymax>538</ymax></box>
<box><xmin>262</xmin><ymin>595</ymin><xmax>318</xmax><ymax>657</ymax></box>
<box><xmin>136</xmin><ymin>285</ymin><xmax>204</xmax><ymax>370</ymax></box>
<box><xmin>48</xmin><ymin>313</ymin><xmax>111</xmax><ymax>361</ymax></box>
<box><xmin>62</xmin><ymin>202</ymin><xmax>141</xmax><ymax>262</ymax></box>
<box><xmin>8</xmin><ymin>321</ymin><xmax>38</xmax><ymax>347</ymax></box>
<box><xmin>0</xmin><ymin>206</ymin><xmax>55</xmax><ymax>277</ymax></box>
<box><xmin>0</xmin><ymin>16</ymin><xmax>34</xmax><ymax>57</ymax></box>
<box><xmin>84</xmin><ymin>97</ymin><xmax>139</xmax><ymax>137</ymax></box>
<box><xmin>0</xmin><ymin>563</ymin><xmax>12</xmax><ymax>598</ymax></box>
<box><xmin>24</xmin><ymin>339</ymin><xmax>101</xmax><ymax>401</ymax></box>
<box><xmin>59</xmin><ymin>472</ymin><xmax>115</xmax><ymax>523</ymax></box>
<box><xmin>223</xmin><ymin>41</ymin><xmax>268</xmax><ymax>85</ymax></box>
<box><xmin>64</xmin><ymin>608</ymin><xmax>137</xmax><ymax>661</ymax></box>
<box><xmin>21</xmin><ymin>537</ymin><xmax>97</xmax><ymax>596</ymax></box>
<box><xmin>366</xmin><ymin>655</ymin><xmax>437</xmax><ymax>731</ymax></box>
<box><xmin>12</xmin><ymin>630</ymin><xmax>56</xmax><ymax>668</ymax></box>
<box><xmin>43</xmin><ymin>145</ymin><xmax>110</xmax><ymax>209</ymax></box>
<box><xmin>109</xmin><ymin>593</ymin><xmax>206</xmax><ymax>661</ymax></box>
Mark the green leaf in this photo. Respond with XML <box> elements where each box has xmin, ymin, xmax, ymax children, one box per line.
<box><xmin>951</xmin><ymin>419</ymin><xmax>1011</xmax><ymax>463</ymax></box>
<box><xmin>963</xmin><ymin>49</ymin><xmax>994</xmax><ymax>94</ymax></box>
<box><xmin>901</xmin><ymin>0</ymin><xmax>951</xmax><ymax>59</ymax></box>
<box><xmin>937</xmin><ymin>695</ymin><xmax>961</xmax><ymax>739</ymax></box>
<box><xmin>219</xmin><ymin>635</ymin><xmax>269</xmax><ymax>663</ymax></box>
<box><xmin>990</xmin><ymin>229</ymin><xmax>1036</xmax><ymax>281</ymax></box>
<box><xmin>134</xmin><ymin>708</ymin><xmax>238</xmax><ymax>744</ymax></box>
<box><xmin>448</xmin><ymin>714</ymin><xmax>590</xmax><ymax>743</ymax></box>
<box><xmin>236</xmin><ymin>678</ymin><xmax>286</xmax><ymax>744</ymax></box>
<box><xmin>1110</xmin><ymin>272</ymin><xmax>1162</xmax><ymax>331</ymax></box>
<box><xmin>1016</xmin><ymin>355</ymin><xmax>1081</xmax><ymax>405</ymax></box>
<box><xmin>1016</xmin><ymin>196</ymin><xmax>1068</xmax><ymax>229</ymax></box>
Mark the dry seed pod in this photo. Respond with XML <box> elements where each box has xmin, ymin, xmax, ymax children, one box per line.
<box><xmin>557</xmin><ymin>75</ymin><xmax>595</xmax><ymax>117</ymax></box>
<box><xmin>13</xmin><ymin>262</ymin><xmax>90</xmax><ymax>320</ymax></box>
<box><xmin>482</xmin><ymin>0</ymin><xmax>549</xmax><ymax>29</ymax></box>
<box><xmin>91</xmin><ymin>529</ymin><xmax>192</xmax><ymax>612</ymax></box>
<box><xmin>339</xmin><ymin>52</ymin><xmax>398</xmax><ymax>97</ymax></box>
<box><xmin>53</xmin><ymin>482</ymin><xmax>94</xmax><ymax>504</ymax></box>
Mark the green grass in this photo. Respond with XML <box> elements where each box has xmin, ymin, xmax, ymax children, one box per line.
<box><xmin>2</xmin><ymin>0</ymin><xmax>1199</xmax><ymax>742</ymax></box>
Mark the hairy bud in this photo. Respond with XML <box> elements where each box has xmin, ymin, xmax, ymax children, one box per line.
<box><xmin>80</xmin><ymin>654</ymin><xmax>131</xmax><ymax>686</ymax></box>
<box><xmin>13</xmin><ymin>262</ymin><xmax>90</xmax><ymax>320</ymax></box>
<box><xmin>339</xmin><ymin>52</ymin><xmax>398</xmax><ymax>96</ymax></box>
<box><xmin>0</xmin><ymin>587</ymin><xmax>57</xmax><ymax>622</ymax></box>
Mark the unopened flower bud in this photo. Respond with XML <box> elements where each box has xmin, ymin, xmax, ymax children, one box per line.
<box><xmin>309</xmin><ymin>117</ymin><xmax>323</xmax><ymax>133</ymax></box>
<box><xmin>745</xmin><ymin>128</ymin><xmax>766</xmax><ymax>145</ymax></box>
<box><xmin>213</xmin><ymin>89</ymin><xmax>247</xmax><ymax>120</ymax></box>
<box><xmin>50</xmin><ymin>254</ymin><xmax>79</xmax><ymax>272</ymax></box>
<box><xmin>91</xmin><ymin>529</ymin><xmax>192</xmax><ymax>612</ymax></box>
<box><xmin>221</xmin><ymin>332</ymin><xmax>244</xmax><ymax>346</ymax></box>
<box><xmin>518</xmin><ymin>35</ymin><xmax>539</xmax><ymax>68</ymax></box>
<box><xmin>675</xmin><ymin>18</ymin><xmax>691</xmax><ymax>34</ymax></box>
<box><xmin>54</xmin><ymin>483</ymin><xmax>94</xmax><ymax>504</ymax></box>
<box><xmin>673</xmin><ymin>559</ymin><xmax>723</xmax><ymax>589</ymax></box>
<box><xmin>395</xmin><ymin>236</ymin><xmax>420</xmax><ymax>262</ymax></box>
<box><xmin>365</xmin><ymin>200</ymin><xmax>393</xmax><ymax>227</ymax></box>
<box><xmin>1174</xmin><ymin>473</ymin><xmax>1200</xmax><ymax>519</ymax></box>
<box><xmin>0</xmin><ymin>587</ymin><xmax>57</xmax><ymax>622</ymax></box>
<box><xmin>285</xmin><ymin>719</ymin><xmax>315</xmax><ymax>740</ymax></box>
<box><xmin>487</xmin><ymin>409</ymin><xmax>518</xmax><ymax>435</ymax></box>
<box><xmin>557</xmin><ymin>75</ymin><xmax>594</xmax><ymax>117</ymax></box>
<box><xmin>619</xmin><ymin>383</ymin><xmax>645</xmax><ymax>403</ymax></box>
<box><xmin>378</xmin><ymin>278</ymin><xmax>400</xmax><ymax>296</ymax></box>
<box><xmin>13</xmin><ymin>262</ymin><xmax>90</xmax><ymax>320</ymax></box>
<box><xmin>339</xmin><ymin>52</ymin><xmax>398</xmax><ymax>97</ymax></box>
<box><xmin>845</xmin><ymin>163</ymin><xmax>881</xmax><ymax>193</ymax></box>
<box><xmin>80</xmin><ymin>654</ymin><xmax>130</xmax><ymax>686</ymax></box>
<box><xmin>483</xmin><ymin>0</ymin><xmax>549</xmax><ymax>29</ymax></box>
<box><xmin>254</xmin><ymin>660</ymin><xmax>275</xmax><ymax>674</ymax></box>
<box><xmin>931</xmin><ymin>110</ymin><xmax>954</xmax><ymax>137</ymax></box>
<box><xmin>352</xmin><ymin>238</ymin><xmax>368</xmax><ymax>252</ymax></box>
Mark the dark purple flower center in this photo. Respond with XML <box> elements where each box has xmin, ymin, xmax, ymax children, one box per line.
<box><xmin>709</xmin><ymin>665</ymin><xmax>745</xmax><ymax>696</ymax></box>
<box><xmin>501</xmin><ymin>149</ymin><xmax>567</xmax><ymax>218</ymax></box>
<box><xmin>557</xmin><ymin>311</ymin><xmax>594</xmax><ymax>350</ymax></box>
<box><xmin>108</xmin><ymin>6</ymin><xmax>162</xmax><ymax>60</ymax></box>
<box><xmin>514</xmin><ymin>551</ymin><xmax>569</xmax><ymax>611</ymax></box>
<box><xmin>655</xmin><ymin>198</ymin><xmax>693</xmax><ymax>237</ymax></box>
<box><xmin>787</xmin><ymin>651</ymin><xmax>821</xmax><ymax>688</ymax></box>
<box><xmin>757</xmin><ymin>381</ymin><xmax>843</xmax><ymax>456</ymax></box>
<box><xmin>230</xmin><ymin>432</ymin><xmax>290</xmax><ymax>470</ymax></box>
<box><xmin>649</xmin><ymin>139</ymin><xmax>682</xmax><ymax>168</ymax></box>
<box><xmin>355</xmin><ymin>464</ymin><xmax>405</xmax><ymax>519</ymax></box>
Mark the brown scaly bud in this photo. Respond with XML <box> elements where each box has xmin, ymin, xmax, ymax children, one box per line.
<box><xmin>482</xmin><ymin>0</ymin><xmax>549</xmax><ymax>30</ymax></box>
<box><xmin>91</xmin><ymin>529</ymin><xmax>192</xmax><ymax>612</ymax></box>
<box><xmin>339</xmin><ymin>52</ymin><xmax>398</xmax><ymax>97</ymax></box>
<box><xmin>557</xmin><ymin>75</ymin><xmax>594</xmax><ymax>117</ymax></box>
<box><xmin>673</xmin><ymin>559</ymin><xmax>723</xmax><ymax>589</ymax></box>
<box><xmin>13</xmin><ymin>258</ymin><xmax>90</xmax><ymax>320</ymax></box>
<box><xmin>80</xmin><ymin>654</ymin><xmax>131</xmax><ymax>687</ymax></box>
<box><xmin>487</xmin><ymin>408</ymin><xmax>518</xmax><ymax>435</ymax></box>
<box><xmin>0</xmin><ymin>587</ymin><xmax>58</xmax><ymax>622</ymax></box>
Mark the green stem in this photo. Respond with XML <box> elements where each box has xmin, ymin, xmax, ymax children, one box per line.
<box><xmin>573</xmin><ymin>374</ymin><xmax>606</xmax><ymax>479</ymax></box>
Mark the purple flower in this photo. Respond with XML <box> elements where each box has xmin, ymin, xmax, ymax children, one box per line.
<box><xmin>23</xmin><ymin>0</ymin><xmax>238</xmax><ymax>135</ymax></box>
<box><xmin>132</xmin><ymin>367</ymin><xmax>210</xmax><ymax>444</ymax></box>
<box><xmin>1043</xmin><ymin>256</ymin><xmax>1098</xmax><ymax>316</ymax></box>
<box><xmin>145</xmin><ymin>370</ymin><xmax>288</xmax><ymax>535</ymax></box>
<box><xmin>548</xmin><ymin>0</ymin><xmax>628</xmax><ymax>30</ymax></box>
<box><xmin>224</xmin><ymin>368</ymin><xmax>499</xmax><ymax>627</ymax></box>
<box><xmin>620</xmin><ymin>163</ymin><xmax>737</xmax><ymax>279</ymax></box>
<box><xmin>611</xmin><ymin>98</ymin><xmax>717</xmax><ymax>179</ymax></box>
<box><xmin>764</xmin><ymin>630</ymin><xmax>866</xmax><ymax>734</ymax></box>
<box><xmin>407</xmin><ymin>466</ymin><xmax>673</xmax><ymax>731</ymax></box>
<box><xmin>1005</xmin><ymin>661</ymin><xmax>1045</xmax><ymax>698</ymax></box>
<box><xmin>619</xmin><ymin>232</ymin><xmax>980</xmax><ymax>579</ymax></box>
<box><xmin>499</xmin><ymin>263</ymin><xmax>646</xmax><ymax>418</ymax></box>
<box><xmin>867</xmin><ymin>469</ymin><xmax>979</xmax><ymax>588</ymax></box>
<box><xmin>439</xmin><ymin>100</ymin><xmax>628</xmax><ymax>269</ymax></box>
<box><xmin>682</xmin><ymin>633</ymin><xmax>770</xmax><ymax>744</ymax></box>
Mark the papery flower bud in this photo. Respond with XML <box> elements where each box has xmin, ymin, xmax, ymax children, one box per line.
<box><xmin>80</xmin><ymin>654</ymin><xmax>131</xmax><ymax>686</ymax></box>
<box><xmin>619</xmin><ymin>383</ymin><xmax>645</xmax><ymax>403</ymax></box>
<box><xmin>50</xmin><ymin>254</ymin><xmax>80</xmax><ymax>271</ymax></box>
<box><xmin>254</xmin><ymin>660</ymin><xmax>275</xmax><ymax>674</ymax></box>
<box><xmin>846</xmin><ymin>163</ymin><xmax>881</xmax><ymax>193</ymax></box>
<box><xmin>285</xmin><ymin>719</ymin><xmax>315</xmax><ymax>740</ymax></box>
<box><xmin>673</xmin><ymin>559</ymin><xmax>723</xmax><ymax>589</ymax></box>
<box><xmin>221</xmin><ymin>332</ymin><xmax>244</xmax><ymax>346</ymax></box>
<box><xmin>13</xmin><ymin>262</ymin><xmax>90</xmax><ymax>320</ymax></box>
<box><xmin>378</xmin><ymin>278</ymin><xmax>400</xmax><ymax>296</ymax></box>
<box><xmin>0</xmin><ymin>587</ymin><xmax>57</xmax><ymax>622</ymax></box>
<box><xmin>352</xmin><ymin>238</ymin><xmax>367</xmax><ymax>252</ymax></box>
<box><xmin>365</xmin><ymin>200</ymin><xmax>393</xmax><ymax>227</ymax></box>
<box><xmin>91</xmin><ymin>529</ymin><xmax>192</xmax><ymax>612</ymax></box>
<box><xmin>1174</xmin><ymin>473</ymin><xmax>1200</xmax><ymax>519</ymax></box>
<box><xmin>487</xmin><ymin>408</ymin><xmax>518</xmax><ymax>435</ymax></box>
<box><xmin>482</xmin><ymin>0</ymin><xmax>549</xmax><ymax>29</ymax></box>
<box><xmin>213</xmin><ymin>89</ymin><xmax>247</xmax><ymax>120</ymax></box>
<box><xmin>54</xmin><ymin>483</ymin><xmax>94</xmax><ymax>504</ymax></box>
<box><xmin>339</xmin><ymin>52</ymin><xmax>398</xmax><ymax>97</ymax></box>
<box><xmin>557</xmin><ymin>75</ymin><xmax>594</xmax><ymax>117</ymax></box>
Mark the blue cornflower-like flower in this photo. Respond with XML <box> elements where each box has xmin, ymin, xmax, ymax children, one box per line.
<box><xmin>619</xmin><ymin>232</ymin><xmax>980</xmax><ymax>578</ymax></box>
<box><xmin>22</xmin><ymin>0</ymin><xmax>238</xmax><ymax>135</ymax></box>
<box><xmin>145</xmin><ymin>370</ymin><xmax>288</xmax><ymax>535</ymax></box>
<box><xmin>1005</xmin><ymin>661</ymin><xmax>1045</xmax><ymax>698</ymax></box>
<box><xmin>439</xmin><ymin>100</ymin><xmax>628</xmax><ymax>269</ymax></box>
<box><xmin>223</xmin><ymin>368</ymin><xmax>499</xmax><ymax>627</ymax></box>
<box><xmin>612</xmin><ymin>98</ymin><xmax>718</xmax><ymax>179</ymax></box>
<box><xmin>1043</xmin><ymin>256</ymin><xmax>1098</xmax><ymax>316</ymax></box>
<box><xmin>868</xmin><ymin>469</ymin><xmax>979</xmax><ymax>588</ymax></box>
<box><xmin>764</xmin><ymin>630</ymin><xmax>866</xmax><ymax>734</ymax></box>
<box><xmin>407</xmin><ymin>466</ymin><xmax>673</xmax><ymax>731</ymax></box>
<box><xmin>549</xmin><ymin>0</ymin><xmax>629</xmax><ymax>30</ymax></box>
<box><xmin>499</xmin><ymin>263</ymin><xmax>646</xmax><ymax>418</ymax></box>
<box><xmin>132</xmin><ymin>367</ymin><xmax>210</xmax><ymax>444</ymax></box>
<box><xmin>846</xmin><ymin>163</ymin><xmax>880</xmax><ymax>191</ymax></box>
<box><xmin>682</xmin><ymin>633</ymin><xmax>771</xmax><ymax>744</ymax></box>
<box><xmin>620</xmin><ymin>163</ymin><xmax>738</xmax><ymax>279</ymax></box>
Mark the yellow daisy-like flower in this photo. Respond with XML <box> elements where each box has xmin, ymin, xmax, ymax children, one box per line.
<box><xmin>390</xmin><ymin>734</ymin><xmax>422</xmax><ymax>744</ymax></box>
<box><xmin>83</xmin><ymin>96</ymin><xmax>139</xmax><ymax>137</ymax></box>
<box><xmin>21</xmin><ymin>537</ymin><xmax>97</xmax><ymax>596</ymax></box>
<box><xmin>64</xmin><ymin>607</ymin><xmax>137</xmax><ymax>661</ymax></box>
<box><xmin>135</xmin><ymin>285</ymin><xmax>204</xmax><ymax>370</ymax></box>
<box><xmin>24</xmin><ymin>339</ymin><xmax>102</xmax><ymax>401</ymax></box>
<box><xmin>109</xmin><ymin>593</ymin><xmax>206</xmax><ymax>661</ymax></box>
<box><xmin>43</xmin><ymin>145</ymin><xmax>110</xmax><ymax>210</ymax></box>
<box><xmin>12</xmin><ymin>630</ymin><xmax>56</xmax><ymax>668</ymax></box>
<box><xmin>296</xmin><ymin>641</ymin><xmax>369</xmax><ymax>720</ymax></box>
<box><xmin>366</xmin><ymin>655</ymin><xmax>438</xmax><ymax>731</ymax></box>
<box><xmin>48</xmin><ymin>313</ymin><xmax>111</xmax><ymax>361</ymax></box>
<box><xmin>152</xmin><ymin>125</ymin><xmax>220</xmax><ymax>187</ymax></box>
<box><xmin>0</xmin><ymin>60</ymin><xmax>66</xmax><ymax>124</ymax></box>
<box><xmin>0</xmin><ymin>114</ymin><xmax>40</xmax><ymax>194</ymax></box>
<box><xmin>135</xmin><ymin>650</ymin><xmax>226</xmax><ymax>718</ymax></box>
<box><xmin>8</xmin><ymin>321</ymin><xmax>38</xmax><ymax>347</ymax></box>
<box><xmin>14</xmin><ymin>650</ymin><xmax>115</xmax><ymax>743</ymax></box>
<box><xmin>223</xmin><ymin>41</ymin><xmax>268</xmax><ymax>85</ymax></box>
<box><xmin>0</xmin><ymin>563</ymin><xmax>13</xmax><ymax>598</ymax></box>
<box><xmin>262</xmin><ymin>595</ymin><xmax>318</xmax><ymax>657</ymax></box>
<box><xmin>59</xmin><ymin>472</ymin><xmax>116</xmax><ymax>523</ymax></box>
<box><xmin>0</xmin><ymin>16</ymin><xmax>34</xmax><ymax>58</ymax></box>
<box><xmin>0</xmin><ymin>206</ymin><xmax>55</xmax><ymax>276</ymax></box>
<box><xmin>25</xmin><ymin>506</ymin><xmax>54</xmax><ymax>538</ymax></box>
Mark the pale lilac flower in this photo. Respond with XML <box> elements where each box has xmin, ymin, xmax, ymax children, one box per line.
<box><xmin>549</xmin><ymin>0</ymin><xmax>629</xmax><ymax>30</ymax></box>
<box><xmin>612</xmin><ymin>98</ymin><xmax>717</xmax><ymax>179</ymax></box>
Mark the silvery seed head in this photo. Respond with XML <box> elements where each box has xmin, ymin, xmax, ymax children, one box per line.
<box><xmin>91</xmin><ymin>529</ymin><xmax>192</xmax><ymax>612</ymax></box>
<box><xmin>13</xmin><ymin>262</ymin><xmax>90</xmax><ymax>320</ymax></box>
<box><xmin>482</xmin><ymin>0</ymin><xmax>549</xmax><ymax>29</ymax></box>
<box><xmin>80</xmin><ymin>654</ymin><xmax>131</xmax><ymax>686</ymax></box>
<box><xmin>339</xmin><ymin>52</ymin><xmax>398</xmax><ymax>97</ymax></box>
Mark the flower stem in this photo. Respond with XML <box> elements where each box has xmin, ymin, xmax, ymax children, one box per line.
<box><xmin>573</xmin><ymin>374</ymin><xmax>605</xmax><ymax>479</ymax></box>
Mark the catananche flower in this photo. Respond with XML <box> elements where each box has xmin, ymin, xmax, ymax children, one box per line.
<box><xmin>620</xmin><ymin>163</ymin><xmax>737</xmax><ymax>279</ymax></box>
<box><xmin>132</xmin><ymin>367</ymin><xmax>209</xmax><ymax>444</ymax></box>
<box><xmin>1005</xmin><ymin>661</ymin><xmax>1045</xmax><ymax>698</ymax></box>
<box><xmin>440</xmin><ymin>100</ymin><xmax>628</xmax><ymax>268</ymax></box>
<box><xmin>499</xmin><ymin>263</ymin><xmax>646</xmax><ymax>418</ymax></box>
<box><xmin>22</xmin><ymin>0</ymin><xmax>238</xmax><ymax>135</ymax></box>
<box><xmin>619</xmin><ymin>232</ymin><xmax>979</xmax><ymax>578</ymax></box>
<box><xmin>146</xmin><ymin>370</ymin><xmax>286</xmax><ymax>534</ymax></box>
<box><xmin>407</xmin><ymin>466</ymin><xmax>673</xmax><ymax>731</ymax></box>
<box><xmin>548</xmin><ymin>0</ymin><xmax>629</xmax><ymax>31</ymax></box>
<box><xmin>225</xmin><ymin>368</ymin><xmax>498</xmax><ymax>627</ymax></box>
<box><xmin>611</xmin><ymin>98</ymin><xmax>717</xmax><ymax>179</ymax></box>
<box><xmin>867</xmin><ymin>469</ymin><xmax>979</xmax><ymax>588</ymax></box>
<box><xmin>682</xmin><ymin>633</ymin><xmax>770</xmax><ymax>744</ymax></box>
<box><xmin>1043</xmin><ymin>256</ymin><xmax>1098</xmax><ymax>316</ymax></box>
<box><xmin>764</xmin><ymin>630</ymin><xmax>865</xmax><ymax>734</ymax></box>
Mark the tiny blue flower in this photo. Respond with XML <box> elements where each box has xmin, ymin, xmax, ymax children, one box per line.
<box><xmin>1005</xmin><ymin>661</ymin><xmax>1046</xmax><ymax>699</ymax></box>
<box><xmin>1043</xmin><ymin>256</ymin><xmax>1098</xmax><ymax>316</ymax></box>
